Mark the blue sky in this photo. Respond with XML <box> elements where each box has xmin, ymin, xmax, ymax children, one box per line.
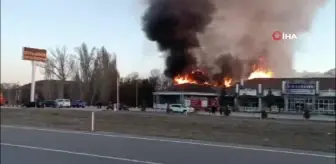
<box><xmin>1</xmin><ymin>0</ymin><xmax>335</xmax><ymax>84</ymax></box>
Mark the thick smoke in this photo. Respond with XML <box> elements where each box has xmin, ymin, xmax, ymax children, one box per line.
<box><xmin>142</xmin><ymin>0</ymin><xmax>327</xmax><ymax>79</ymax></box>
<box><xmin>198</xmin><ymin>0</ymin><xmax>327</xmax><ymax>78</ymax></box>
<box><xmin>142</xmin><ymin>0</ymin><xmax>215</xmax><ymax>78</ymax></box>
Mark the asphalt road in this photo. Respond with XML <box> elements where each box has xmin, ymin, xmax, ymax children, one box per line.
<box><xmin>1</xmin><ymin>125</ymin><xmax>335</xmax><ymax>164</ymax></box>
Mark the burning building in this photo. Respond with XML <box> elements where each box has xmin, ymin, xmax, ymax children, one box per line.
<box><xmin>153</xmin><ymin>77</ymin><xmax>336</xmax><ymax>114</ymax></box>
<box><xmin>143</xmin><ymin>0</ymin><xmax>333</xmax><ymax>113</ymax></box>
<box><xmin>153</xmin><ymin>83</ymin><xmax>220</xmax><ymax>110</ymax></box>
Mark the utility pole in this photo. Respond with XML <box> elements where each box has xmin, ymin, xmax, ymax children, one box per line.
<box><xmin>136</xmin><ymin>79</ymin><xmax>138</xmax><ymax>108</ymax></box>
<box><xmin>116</xmin><ymin>54</ymin><xmax>119</xmax><ymax>111</ymax></box>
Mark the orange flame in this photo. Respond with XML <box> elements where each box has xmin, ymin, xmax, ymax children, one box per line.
<box><xmin>173</xmin><ymin>74</ymin><xmax>232</xmax><ymax>87</ymax></box>
<box><xmin>248</xmin><ymin>65</ymin><xmax>274</xmax><ymax>79</ymax></box>
<box><xmin>223</xmin><ymin>77</ymin><xmax>232</xmax><ymax>87</ymax></box>
<box><xmin>174</xmin><ymin>74</ymin><xmax>198</xmax><ymax>84</ymax></box>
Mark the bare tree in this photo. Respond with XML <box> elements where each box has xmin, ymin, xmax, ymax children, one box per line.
<box><xmin>69</xmin><ymin>70</ymin><xmax>82</xmax><ymax>100</ymax></box>
<box><xmin>150</xmin><ymin>69</ymin><xmax>160</xmax><ymax>78</ymax></box>
<box><xmin>75</xmin><ymin>43</ymin><xmax>96</xmax><ymax>101</ymax></box>
<box><xmin>95</xmin><ymin>47</ymin><xmax>118</xmax><ymax>104</ymax></box>
<box><xmin>90</xmin><ymin>56</ymin><xmax>103</xmax><ymax>105</ymax></box>
<box><xmin>125</xmin><ymin>72</ymin><xmax>139</xmax><ymax>82</ymax></box>
<box><xmin>149</xmin><ymin>69</ymin><xmax>160</xmax><ymax>86</ymax></box>
<box><xmin>40</xmin><ymin>61</ymin><xmax>54</xmax><ymax>100</ymax></box>
<box><xmin>1</xmin><ymin>83</ymin><xmax>20</xmax><ymax>105</ymax></box>
<box><xmin>42</xmin><ymin>46</ymin><xmax>76</xmax><ymax>98</ymax></box>
<box><xmin>153</xmin><ymin>71</ymin><xmax>171</xmax><ymax>91</ymax></box>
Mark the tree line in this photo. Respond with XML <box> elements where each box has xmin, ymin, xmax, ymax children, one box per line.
<box><xmin>1</xmin><ymin>43</ymin><xmax>171</xmax><ymax>107</ymax></box>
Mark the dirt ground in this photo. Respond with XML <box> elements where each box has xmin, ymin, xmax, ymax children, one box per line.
<box><xmin>1</xmin><ymin>108</ymin><xmax>335</xmax><ymax>153</ymax></box>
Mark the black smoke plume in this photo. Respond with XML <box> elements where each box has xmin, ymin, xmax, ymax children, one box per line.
<box><xmin>212</xmin><ymin>53</ymin><xmax>244</xmax><ymax>83</ymax></box>
<box><xmin>142</xmin><ymin>0</ymin><xmax>215</xmax><ymax>78</ymax></box>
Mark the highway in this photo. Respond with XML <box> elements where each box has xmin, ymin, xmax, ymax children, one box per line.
<box><xmin>1</xmin><ymin>125</ymin><xmax>335</xmax><ymax>164</ymax></box>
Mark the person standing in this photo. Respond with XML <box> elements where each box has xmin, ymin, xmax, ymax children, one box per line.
<box><xmin>166</xmin><ymin>103</ymin><xmax>170</xmax><ymax>114</ymax></box>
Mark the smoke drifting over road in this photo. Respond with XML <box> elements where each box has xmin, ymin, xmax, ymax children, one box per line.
<box><xmin>142</xmin><ymin>0</ymin><xmax>327</xmax><ymax>79</ymax></box>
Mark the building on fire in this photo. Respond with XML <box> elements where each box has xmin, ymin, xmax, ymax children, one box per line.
<box><xmin>153</xmin><ymin>77</ymin><xmax>336</xmax><ymax>114</ymax></box>
<box><xmin>153</xmin><ymin>84</ymin><xmax>221</xmax><ymax>110</ymax></box>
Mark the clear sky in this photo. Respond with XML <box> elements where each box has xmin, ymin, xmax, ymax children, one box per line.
<box><xmin>1</xmin><ymin>0</ymin><xmax>335</xmax><ymax>84</ymax></box>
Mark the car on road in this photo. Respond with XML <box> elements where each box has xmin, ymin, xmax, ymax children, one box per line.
<box><xmin>22</xmin><ymin>101</ymin><xmax>44</xmax><ymax>108</ymax></box>
<box><xmin>168</xmin><ymin>104</ymin><xmax>195</xmax><ymax>113</ymax></box>
<box><xmin>71</xmin><ymin>100</ymin><xmax>86</xmax><ymax>108</ymax></box>
<box><xmin>0</xmin><ymin>92</ymin><xmax>6</xmax><ymax>106</ymax></box>
<box><xmin>55</xmin><ymin>99</ymin><xmax>71</xmax><ymax>108</ymax></box>
<box><xmin>41</xmin><ymin>100</ymin><xmax>56</xmax><ymax>108</ymax></box>
<box><xmin>106</xmin><ymin>103</ymin><xmax>129</xmax><ymax>111</ymax></box>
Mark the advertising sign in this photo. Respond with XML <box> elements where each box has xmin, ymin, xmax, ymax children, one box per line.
<box><xmin>22</xmin><ymin>47</ymin><xmax>47</xmax><ymax>62</ymax></box>
<box><xmin>284</xmin><ymin>83</ymin><xmax>316</xmax><ymax>95</ymax></box>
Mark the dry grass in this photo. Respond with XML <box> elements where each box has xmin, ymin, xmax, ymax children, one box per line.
<box><xmin>1</xmin><ymin>108</ymin><xmax>335</xmax><ymax>152</ymax></box>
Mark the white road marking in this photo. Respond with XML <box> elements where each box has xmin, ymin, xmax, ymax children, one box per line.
<box><xmin>1</xmin><ymin>125</ymin><xmax>335</xmax><ymax>158</ymax></box>
<box><xmin>1</xmin><ymin>142</ymin><xmax>163</xmax><ymax>164</ymax></box>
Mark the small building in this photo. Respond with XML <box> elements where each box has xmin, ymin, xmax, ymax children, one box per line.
<box><xmin>234</xmin><ymin>77</ymin><xmax>336</xmax><ymax>114</ymax></box>
<box><xmin>153</xmin><ymin>77</ymin><xmax>336</xmax><ymax>114</ymax></box>
<box><xmin>153</xmin><ymin>84</ymin><xmax>220</xmax><ymax>111</ymax></box>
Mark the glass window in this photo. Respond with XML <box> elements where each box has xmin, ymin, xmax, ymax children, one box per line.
<box><xmin>319</xmin><ymin>103</ymin><xmax>323</xmax><ymax>108</ymax></box>
<box><xmin>324</xmin><ymin>100</ymin><xmax>328</xmax><ymax>104</ymax></box>
<box><xmin>324</xmin><ymin>104</ymin><xmax>328</xmax><ymax>109</ymax></box>
<box><xmin>329</xmin><ymin>100</ymin><xmax>334</xmax><ymax>104</ymax></box>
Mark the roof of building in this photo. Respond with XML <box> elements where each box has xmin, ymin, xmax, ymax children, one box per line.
<box><xmin>164</xmin><ymin>84</ymin><xmax>220</xmax><ymax>93</ymax></box>
<box><xmin>241</xmin><ymin>77</ymin><xmax>335</xmax><ymax>90</ymax></box>
<box><xmin>155</xmin><ymin>77</ymin><xmax>335</xmax><ymax>95</ymax></box>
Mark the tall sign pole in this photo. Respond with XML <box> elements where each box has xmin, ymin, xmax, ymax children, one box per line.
<box><xmin>30</xmin><ymin>61</ymin><xmax>36</xmax><ymax>102</ymax></box>
<box><xmin>22</xmin><ymin>47</ymin><xmax>47</xmax><ymax>102</ymax></box>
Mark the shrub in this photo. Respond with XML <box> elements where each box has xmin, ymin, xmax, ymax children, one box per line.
<box><xmin>261</xmin><ymin>110</ymin><xmax>268</xmax><ymax>119</ymax></box>
<box><xmin>303</xmin><ymin>110</ymin><xmax>310</xmax><ymax>119</ymax></box>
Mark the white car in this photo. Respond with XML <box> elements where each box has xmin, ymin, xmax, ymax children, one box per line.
<box><xmin>55</xmin><ymin>99</ymin><xmax>71</xmax><ymax>108</ymax></box>
<box><xmin>169</xmin><ymin>104</ymin><xmax>195</xmax><ymax>113</ymax></box>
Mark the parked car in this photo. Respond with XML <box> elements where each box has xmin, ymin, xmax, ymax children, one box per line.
<box><xmin>106</xmin><ymin>103</ymin><xmax>129</xmax><ymax>111</ymax></box>
<box><xmin>71</xmin><ymin>100</ymin><xmax>86</xmax><ymax>108</ymax></box>
<box><xmin>22</xmin><ymin>101</ymin><xmax>43</xmax><ymax>108</ymax></box>
<box><xmin>41</xmin><ymin>100</ymin><xmax>56</xmax><ymax>108</ymax></box>
<box><xmin>0</xmin><ymin>92</ymin><xmax>6</xmax><ymax>106</ymax></box>
<box><xmin>55</xmin><ymin>99</ymin><xmax>71</xmax><ymax>108</ymax></box>
<box><xmin>96</xmin><ymin>102</ymin><xmax>103</xmax><ymax>109</ymax></box>
<box><xmin>168</xmin><ymin>104</ymin><xmax>195</xmax><ymax>113</ymax></box>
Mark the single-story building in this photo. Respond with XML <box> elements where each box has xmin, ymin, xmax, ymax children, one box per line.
<box><xmin>234</xmin><ymin>77</ymin><xmax>336</xmax><ymax>114</ymax></box>
<box><xmin>153</xmin><ymin>77</ymin><xmax>336</xmax><ymax>114</ymax></box>
<box><xmin>153</xmin><ymin>84</ymin><xmax>221</xmax><ymax>111</ymax></box>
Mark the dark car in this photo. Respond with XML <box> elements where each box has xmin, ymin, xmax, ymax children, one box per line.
<box><xmin>71</xmin><ymin>100</ymin><xmax>86</xmax><ymax>108</ymax></box>
<box><xmin>42</xmin><ymin>100</ymin><xmax>56</xmax><ymax>108</ymax></box>
<box><xmin>106</xmin><ymin>103</ymin><xmax>129</xmax><ymax>111</ymax></box>
<box><xmin>23</xmin><ymin>101</ymin><xmax>43</xmax><ymax>108</ymax></box>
